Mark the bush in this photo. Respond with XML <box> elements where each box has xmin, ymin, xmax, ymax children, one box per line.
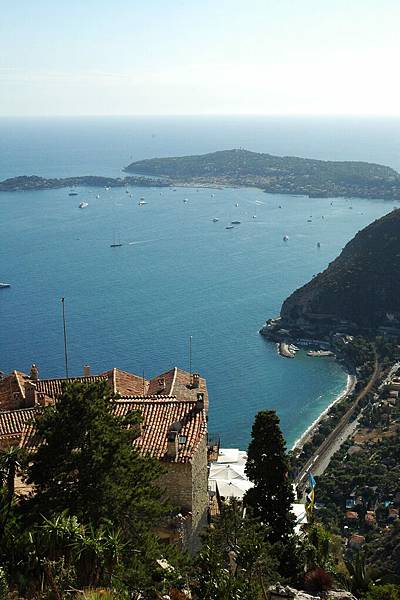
<box><xmin>304</xmin><ymin>567</ymin><xmax>333</xmax><ymax>592</ymax></box>
<box><xmin>363</xmin><ymin>583</ymin><xmax>400</xmax><ymax>599</ymax></box>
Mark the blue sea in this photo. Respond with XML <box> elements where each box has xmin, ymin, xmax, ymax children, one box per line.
<box><xmin>1</xmin><ymin>116</ymin><xmax>399</xmax><ymax>449</ymax></box>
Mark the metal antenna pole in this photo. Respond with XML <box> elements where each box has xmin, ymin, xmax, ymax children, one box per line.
<box><xmin>61</xmin><ymin>297</ymin><xmax>69</xmax><ymax>378</ymax></box>
<box><xmin>189</xmin><ymin>335</ymin><xmax>192</xmax><ymax>377</ymax></box>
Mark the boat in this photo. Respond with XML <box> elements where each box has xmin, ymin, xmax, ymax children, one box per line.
<box><xmin>96</xmin><ymin>194</ymin><xmax>100</xmax><ymax>199</ymax></box>
<box><xmin>110</xmin><ymin>231</ymin><xmax>123</xmax><ymax>247</ymax></box>
<box><xmin>79</xmin><ymin>202</ymin><xmax>89</xmax><ymax>209</ymax></box>
<box><xmin>68</xmin><ymin>191</ymin><xmax>78</xmax><ymax>196</ymax></box>
<box><xmin>125</xmin><ymin>190</ymin><xmax>130</xmax><ymax>194</ymax></box>
<box><xmin>138</xmin><ymin>198</ymin><xmax>147</xmax><ymax>206</ymax></box>
<box><xmin>252</xmin><ymin>215</ymin><xmax>257</xmax><ymax>219</ymax></box>
<box><xmin>110</xmin><ymin>242</ymin><xmax>123</xmax><ymax>248</ymax></box>
<box><xmin>212</xmin><ymin>218</ymin><xmax>219</xmax><ymax>222</ymax></box>
<box><xmin>283</xmin><ymin>235</ymin><xmax>289</xmax><ymax>241</ymax></box>
<box><xmin>225</xmin><ymin>225</ymin><xmax>234</xmax><ymax>230</ymax></box>
<box><xmin>317</xmin><ymin>242</ymin><xmax>321</xmax><ymax>248</ymax></box>
<box><xmin>307</xmin><ymin>350</ymin><xmax>334</xmax><ymax>357</ymax></box>
<box><xmin>231</xmin><ymin>221</ymin><xmax>241</xmax><ymax>225</ymax></box>
<box><xmin>289</xmin><ymin>344</ymin><xmax>300</xmax><ymax>352</ymax></box>
<box><xmin>0</xmin><ymin>283</ymin><xmax>10</xmax><ymax>289</ymax></box>
<box><xmin>183</xmin><ymin>198</ymin><xmax>188</xmax><ymax>203</ymax></box>
<box><xmin>235</xmin><ymin>203</ymin><xmax>239</xmax><ymax>207</ymax></box>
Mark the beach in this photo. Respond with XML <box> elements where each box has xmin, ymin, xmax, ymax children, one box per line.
<box><xmin>291</xmin><ymin>371</ymin><xmax>357</xmax><ymax>452</ymax></box>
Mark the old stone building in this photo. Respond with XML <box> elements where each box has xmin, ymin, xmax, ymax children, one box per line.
<box><xmin>0</xmin><ymin>364</ymin><xmax>209</xmax><ymax>550</ymax></box>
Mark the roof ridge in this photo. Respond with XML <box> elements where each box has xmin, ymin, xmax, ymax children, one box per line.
<box><xmin>115</xmin><ymin>394</ymin><xmax>183</xmax><ymax>401</ymax></box>
<box><xmin>170</xmin><ymin>366</ymin><xmax>178</xmax><ymax>396</ymax></box>
<box><xmin>0</xmin><ymin>406</ymin><xmax>37</xmax><ymax>416</ymax></box>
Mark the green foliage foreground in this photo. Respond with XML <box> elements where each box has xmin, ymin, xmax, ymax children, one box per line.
<box><xmin>0</xmin><ymin>381</ymin><xmax>188</xmax><ymax>598</ymax></box>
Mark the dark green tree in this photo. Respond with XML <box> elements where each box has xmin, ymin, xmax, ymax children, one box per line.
<box><xmin>25</xmin><ymin>380</ymin><xmax>164</xmax><ymax>532</ymax></box>
<box><xmin>20</xmin><ymin>380</ymin><xmax>172</xmax><ymax>594</ymax></box>
<box><xmin>244</xmin><ymin>410</ymin><xmax>295</xmax><ymax>544</ymax></box>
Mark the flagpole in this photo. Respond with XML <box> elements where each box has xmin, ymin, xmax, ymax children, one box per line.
<box><xmin>61</xmin><ymin>297</ymin><xmax>69</xmax><ymax>378</ymax></box>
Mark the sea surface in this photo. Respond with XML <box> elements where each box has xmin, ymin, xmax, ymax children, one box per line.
<box><xmin>1</xmin><ymin>116</ymin><xmax>399</xmax><ymax>449</ymax></box>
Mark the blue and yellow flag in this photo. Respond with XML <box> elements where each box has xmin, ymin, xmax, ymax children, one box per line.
<box><xmin>305</xmin><ymin>472</ymin><xmax>316</xmax><ymax>514</ymax></box>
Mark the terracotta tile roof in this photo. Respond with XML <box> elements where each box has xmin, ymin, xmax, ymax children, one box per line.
<box><xmin>2</xmin><ymin>366</ymin><xmax>208</xmax><ymax>464</ymax></box>
<box><xmin>21</xmin><ymin>396</ymin><xmax>207</xmax><ymax>462</ymax></box>
<box><xmin>147</xmin><ymin>368</ymin><xmax>176</xmax><ymax>395</ymax></box>
<box><xmin>114</xmin><ymin>395</ymin><xmax>207</xmax><ymax>463</ymax></box>
<box><xmin>0</xmin><ymin>407</ymin><xmax>38</xmax><ymax>438</ymax></box>
<box><xmin>99</xmin><ymin>368</ymin><xmax>148</xmax><ymax>396</ymax></box>
<box><xmin>345</xmin><ymin>511</ymin><xmax>358</xmax><ymax>520</ymax></box>
<box><xmin>35</xmin><ymin>375</ymin><xmax>108</xmax><ymax>399</ymax></box>
<box><xmin>147</xmin><ymin>368</ymin><xmax>208</xmax><ymax>409</ymax></box>
<box><xmin>20</xmin><ymin>423</ymin><xmax>43</xmax><ymax>451</ymax></box>
<box><xmin>0</xmin><ymin>371</ymin><xmax>30</xmax><ymax>409</ymax></box>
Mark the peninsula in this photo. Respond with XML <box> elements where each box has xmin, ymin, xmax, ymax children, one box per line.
<box><xmin>125</xmin><ymin>148</ymin><xmax>400</xmax><ymax>200</ymax></box>
<box><xmin>4</xmin><ymin>149</ymin><xmax>400</xmax><ymax>200</ymax></box>
<box><xmin>0</xmin><ymin>174</ymin><xmax>170</xmax><ymax>192</ymax></box>
<box><xmin>261</xmin><ymin>208</ymin><xmax>400</xmax><ymax>341</ymax></box>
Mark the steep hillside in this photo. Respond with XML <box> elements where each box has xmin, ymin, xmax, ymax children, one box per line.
<box><xmin>280</xmin><ymin>209</ymin><xmax>400</xmax><ymax>331</ymax></box>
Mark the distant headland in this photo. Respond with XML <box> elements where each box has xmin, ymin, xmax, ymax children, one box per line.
<box><xmin>0</xmin><ymin>174</ymin><xmax>170</xmax><ymax>192</ymax></box>
<box><xmin>125</xmin><ymin>148</ymin><xmax>400</xmax><ymax>200</ymax></box>
<box><xmin>3</xmin><ymin>148</ymin><xmax>400</xmax><ymax>200</ymax></box>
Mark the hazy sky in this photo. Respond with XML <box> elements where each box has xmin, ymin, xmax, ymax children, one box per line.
<box><xmin>1</xmin><ymin>0</ymin><xmax>400</xmax><ymax>116</ymax></box>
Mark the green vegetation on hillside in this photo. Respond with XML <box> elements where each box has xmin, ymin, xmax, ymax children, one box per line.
<box><xmin>280</xmin><ymin>208</ymin><xmax>400</xmax><ymax>330</ymax></box>
<box><xmin>125</xmin><ymin>148</ymin><xmax>400</xmax><ymax>199</ymax></box>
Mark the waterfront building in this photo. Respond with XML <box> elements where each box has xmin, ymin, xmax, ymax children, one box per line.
<box><xmin>0</xmin><ymin>364</ymin><xmax>209</xmax><ymax>551</ymax></box>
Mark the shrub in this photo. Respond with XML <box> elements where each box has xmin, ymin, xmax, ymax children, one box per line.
<box><xmin>304</xmin><ymin>567</ymin><xmax>333</xmax><ymax>592</ymax></box>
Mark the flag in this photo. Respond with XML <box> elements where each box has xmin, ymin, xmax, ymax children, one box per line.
<box><xmin>308</xmin><ymin>472</ymin><xmax>316</xmax><ymax>489</ymax></box>
<box><xmin>305</xmin><ymin>488</ymin><xmax>315</xmax><ymax>514</ymax></box>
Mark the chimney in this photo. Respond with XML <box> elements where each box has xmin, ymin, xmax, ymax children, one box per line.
<box><xmin>167</xmin><ymin>422</ymin><xmax>181</xmax><ymax>459</ymax></box>
<box><xmin>191</xmin><ymin>372</ymin><xmax>200</xmax><ymax>388</ymax></box>
<box><xmin>83</xmin><ymin>365</ymin><xmax>91</xmax><ymax>377</ymax></box>
<box><xmin>158</xmin><ymin>377</ymin><xmax>166</xmax><ymax>392</ymax></box>
<box><xmin>24</xmin><ymin>380</ymin><xmax>37</xmax><ymax>407</ymax></box>
<box><xmin>30</xmin><ymin>363</ymin><xmax>39</xmax><ymax>381</ymax></box>
<box><xmin>196</xmin><ymin>392</ymin><xmax>204</xmax><ymax>411</ymax></box>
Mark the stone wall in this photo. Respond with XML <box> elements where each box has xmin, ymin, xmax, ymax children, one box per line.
<box><xmin>158</xmin><ymin>433</ymin><xmax>208</xmax><ymax>552</ymax></box>
<box><xmin>189</xmin><ymin>435</ymin><xmax>209</xmax><ymax>551</ymax></box>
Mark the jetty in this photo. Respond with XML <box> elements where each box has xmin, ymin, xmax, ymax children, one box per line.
<box><xmin>278</xmin><ymin>342</ymin><xmax>296</xmax><ymax>358</ymax></box>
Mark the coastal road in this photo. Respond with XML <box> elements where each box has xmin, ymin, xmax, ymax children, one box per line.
<box><xmin>296</xmin><ymin>348</ymin><xmax>380</xmax><ymax>488</ymax></box>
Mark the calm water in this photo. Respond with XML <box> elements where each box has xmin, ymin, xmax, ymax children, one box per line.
<box><xmin>0</xmin><ymin>116</ymin><xmax>398</xmax><ymax>448</ymax></box>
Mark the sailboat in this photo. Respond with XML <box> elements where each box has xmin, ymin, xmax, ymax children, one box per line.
<box><xmin>110</xmin><ymin>231</ymin><xmax>123</xmax><ymax>248</ymax></box>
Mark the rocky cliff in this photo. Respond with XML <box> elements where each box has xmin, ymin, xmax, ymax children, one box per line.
<box><xmin>280</xmin><ymin>209</ymin><xmax>400</xmax><ymax>332</ymax></box>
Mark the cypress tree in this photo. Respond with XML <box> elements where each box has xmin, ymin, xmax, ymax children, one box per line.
<box><xmin>244</xmin><ymin>410</ymin><xmax>295</xmax><ymax>544</ymax></box>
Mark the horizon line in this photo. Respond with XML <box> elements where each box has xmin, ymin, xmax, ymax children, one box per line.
<box><xmin>1</xmin><ymin>113</ymin><xmax>400</xmax><ymax>119</ymax></box>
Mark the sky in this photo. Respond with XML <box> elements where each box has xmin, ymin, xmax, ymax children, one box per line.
<box><xmin>1</xmin><ymin>0</ymin><xmax>400</xmax><ymax>116</ymax></box>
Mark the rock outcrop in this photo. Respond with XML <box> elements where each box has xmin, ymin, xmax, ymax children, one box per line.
<box><xmin>268</xmin><ymin>583</ymin><xmax>357</xmax><ymax>599</ymax></box>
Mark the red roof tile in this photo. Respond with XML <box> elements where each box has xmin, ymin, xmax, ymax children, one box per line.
<box><xmin>36</xmin><ymin>375</ymin><xmax>108</xmax><ymax>399</ymax></box>
<box><xmin>114</xmin><ymin>395</ymin><xmax>207</xmax><ymax>463</ymax></box>
<box><xmin>0</xmin><ymin>407</ymin><xmax>38</xmax><ymax>437</ymax></box>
